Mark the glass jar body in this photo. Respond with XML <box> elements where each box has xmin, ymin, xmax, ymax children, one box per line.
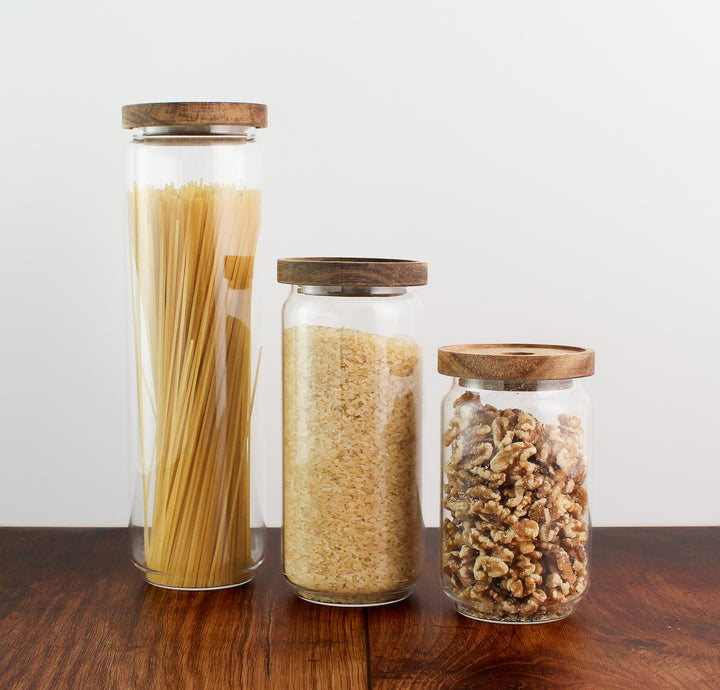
<box><xmin>440</xmin><ymin>378</ymin><xmax>592</xmax><ymax>622</ymax></box>
<box><xmin>126</xmin><ymin>125</ymin><xmax>265</xmax><ymax>589</ymax></box>
<box><xmin>282</xmin><ymin>286</ymin><xmax>424</xmax><ymax>605</ymax></box>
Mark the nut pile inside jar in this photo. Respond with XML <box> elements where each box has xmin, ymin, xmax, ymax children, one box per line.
<box><xmin>438</xmin><ymin>344</ymin><xmax>595</xmax><ymax>623</ymax></box>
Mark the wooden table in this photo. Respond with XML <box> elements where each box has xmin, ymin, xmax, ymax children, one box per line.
<box><xmin>0</xmin><ymin>527</ymin><xmax>717</xmax><ymax>688</ymax></box>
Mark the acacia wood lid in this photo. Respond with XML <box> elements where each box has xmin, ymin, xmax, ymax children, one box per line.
<box><xmin>277</xmin><ymin>258</ymin><xmax>428</xmax><ymax>287</ymax></box>
<box><xmin>438</xmin><ymin>344</ymin><xmax>595</xmax><ymax>380</ymax></box>
<box><xmin>122</xmin><ymin>102</ymin><xmax>268</xmax><ymax>129</ymax></box>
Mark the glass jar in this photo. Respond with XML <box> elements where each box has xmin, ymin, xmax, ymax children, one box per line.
<box><xmin>123</xmin><ymin>102</ymin><xmax>267</xmax><ymax>589</ymax></box>
<box><xmin>438</xmin><ymin>344</ymin><xmax>594</xmax><ymax>623</ymax></box>
<box><xmin>278</xmin><ymin>258</ymin><xmax>427</xmax><ymax>605</ymax></box>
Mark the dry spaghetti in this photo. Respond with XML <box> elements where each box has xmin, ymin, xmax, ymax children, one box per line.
<box><xmin>129</xmin><ymin>181</ymin><xmax>260</xmax><ymax>589</ymax></box>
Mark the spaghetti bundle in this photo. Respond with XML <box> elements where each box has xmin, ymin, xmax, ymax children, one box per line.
<box><xmin>129</xmin><ymin>182</ymin><xmax>261</xmax><ymax>588</ymax></box>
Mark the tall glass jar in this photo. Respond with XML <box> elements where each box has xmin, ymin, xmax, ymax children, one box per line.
<box><xmin>123</xmin><ymin>102</ymin><xmax>267</xmax><ymax>589</ymax></box>
<box><xmin>278</xmin><ymin>258</ymin><xmax>427</xmax><ymax>605</ymax></box>
<box><xmin>438</xmin><ymin>344</ymin><xmax>594</xmax><ymax>623</ymax></box>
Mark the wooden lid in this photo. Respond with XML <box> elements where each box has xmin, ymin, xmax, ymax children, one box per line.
<box><xmin>122</xmin><ymin>102</ymin><xmax>268</xmax><ymax>129</ymax></box>
<box><xmin>438</xmin><ymin>344</ymin><xmax>594</xmax><ymax>380</ymax></box>
<box><xmin>277</xmin><ymin>258</ymin><xmax>428</xmax><ymax>287</ymax></box>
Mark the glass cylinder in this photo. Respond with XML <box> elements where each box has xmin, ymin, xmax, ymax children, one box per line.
<box><xmin>123</xmin><ymin>102</ymin><xmax>267</xmax><ymax>589</ymax></box>
<box><xmin>438</xmin><ymin>344</ymin><xmax>594</xmax><ymax>623</ymax></box>
<box><xmin>278</xmin><ymin>258</ymin><xmax>427</xmax><ymax>605</ymax></box>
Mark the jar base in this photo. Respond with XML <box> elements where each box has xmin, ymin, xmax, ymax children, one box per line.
<box><xmin>454</xmin><ymin>602</ymin><xmax>573</xmax><ymax>624</ymax></box>
<box><xmin>135</xmin><ymin>559</ymin><xmax>262</xmax><ymax>591</ymax></box>
<box><xmin>291</xmin><ymin>584</ymin><xmax>412</xmax><ymax>607</ymax></box>
<box><xmin>144</xmin><ymin>573</ymin><xmax>255</xmax><ymax>591</ymax></box>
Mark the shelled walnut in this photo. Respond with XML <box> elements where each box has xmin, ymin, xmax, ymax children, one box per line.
<box><xmin>442</xmin><ymin>393</ymin><xmax>589</xmax><ymax>622</ymax></box>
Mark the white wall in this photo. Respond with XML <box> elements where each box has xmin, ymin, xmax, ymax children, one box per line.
<box><xmin>1</xmin><ymin>1</ymin><xmax>718</xmax><ymax>528</ymax></box>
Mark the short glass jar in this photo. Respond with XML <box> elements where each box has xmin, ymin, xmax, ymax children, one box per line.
<box><xmin>438</xmin><ymin>344</ymin><xmax>594</xmax><ymax>623</ymax></box>
<box><xmin>278</xmin><ymin>258</ymin><xmax>427</xmax><ymax>605</ymax></box>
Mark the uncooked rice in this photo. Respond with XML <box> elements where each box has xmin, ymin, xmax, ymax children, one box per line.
<box><xmin>283</xmin><ymin>324</ymin><xmax>422</xmax><ymax>599</ymax></box>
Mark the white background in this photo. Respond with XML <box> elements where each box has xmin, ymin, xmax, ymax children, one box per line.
<box><xmin>1</xmin><ymin>1</ymin><xmax>718</xmax><ymax>528</ymax></box>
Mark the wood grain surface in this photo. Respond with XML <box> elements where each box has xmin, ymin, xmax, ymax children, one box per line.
<box><xmin>277</xmin><ymin>258</ymin><xmax>428</xmax><ymax>288</ymax></box>
<box><xmin>0</xmin><ymin>528</ymin><xmax>717</xmax><ymax>689</ymax></box>
<box><xmin>437</xmin><ymin>344</ymin><xmax>595</xmax><ymax>382</ymax></box>
<box><xmin>122</xmin><ymin>102</ymin><xmax>268</xmax><ymax>129</ymax></box>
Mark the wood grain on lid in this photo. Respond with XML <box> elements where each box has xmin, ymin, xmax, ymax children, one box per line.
<box><xmin>122</xmin><ymin>102</ymin><xmax>268</xmax><ymax>129</ymax></box>
<box><xmin>437</xmin><ymin>344</ymin><xmax>595</xmax><ymax>380</ymax></box>
<box><xmin>277</xmin><ymin>258</ymin><xmax>428</xmax><ymax>287</ymax></box>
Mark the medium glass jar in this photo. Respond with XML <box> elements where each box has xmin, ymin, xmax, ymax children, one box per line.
<box><xmin>438</xmin><ymin>344</ymin><xmax>594</xmax><ymax>623</ymax></box>
<box><xmin>123</xmin><ymin>102</ymin><xmax>267</xmax><ymax>589</ymax></box>
<box><xmin>278</xmin><ymin>258</ymin><xmax>427</xmax><ymax>605</ymax></box>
